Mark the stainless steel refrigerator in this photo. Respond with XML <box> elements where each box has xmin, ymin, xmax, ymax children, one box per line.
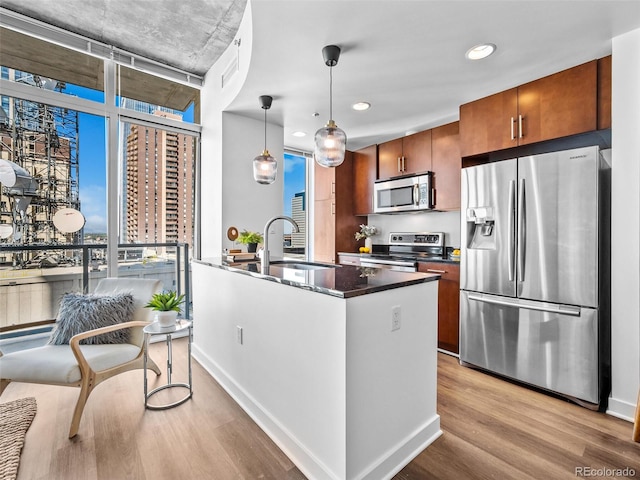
<box><xmin>460</xmin><ymin>145</ymin><xmax>610</xmax><ymax>409</ymax></box>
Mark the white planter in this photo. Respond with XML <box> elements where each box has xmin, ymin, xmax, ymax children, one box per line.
<box><xmin>365</xmin><ymin>237</ymin><xmax>373</xmax><ymax>251</ymax></box>
<box><xmin>155</xmin><ymin>310</ymin><xmax>178</xmax><ymax>327</ymax></box>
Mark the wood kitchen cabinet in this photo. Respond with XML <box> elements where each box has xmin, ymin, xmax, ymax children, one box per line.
<box><xmin>378</xmin><ymin>130</ymin><xmax>431</xmax><ymax>179</ymax></box>
<box><xmin>313</xmin><ymin>151</ymin><xmax>361</xmax><ymax>264</ymax></box>
<box><xmin>597</xmin><ymin>55</ymin><xmax>612</xmax><ymax>130</ymax></box>
<box><xmin>431</xmin><ymin>121</ymin><xmax>461</xmax><ymax>211</ymax></box>
<box><xmin>460</xmin><ymin>60</ymin><xmax>598</xmax><ymax>157</ymax></box>
<box><xmin>419</xmin><ymin>261</ymin><xmax>460</xmax><ymax>354</ymax></box>
<box><xmin>353</xmin><ymin>145</ymin><xmax>377</xmax><ymax>216</ymax></box>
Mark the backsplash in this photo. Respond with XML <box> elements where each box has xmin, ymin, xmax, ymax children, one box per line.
<box><xmin>364</xmin><ymin>211</ymin><xmax>461</xmax><ymax>249</ymax></box>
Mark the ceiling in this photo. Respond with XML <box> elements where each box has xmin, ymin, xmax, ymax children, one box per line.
<box><xmin>0</xmin><ymin>0</ymin><xmax>247</xmax><ymax>76</ymax></box>
<box><xmin>2</xmin><ymin>1</ymin><xmax>640</xmax><ymax>152</ymax></box>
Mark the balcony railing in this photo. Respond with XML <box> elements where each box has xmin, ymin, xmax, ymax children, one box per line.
<box><xmin>0</xmin><ymin>242</ymin><xmax>191</xmax><ymax>331</ymax></box>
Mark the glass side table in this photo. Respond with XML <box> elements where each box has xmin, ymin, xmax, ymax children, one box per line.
<box><xmin>143</xmin><ymin>319</ymin><xmax>193</xmax><ymax>410</ymax></box>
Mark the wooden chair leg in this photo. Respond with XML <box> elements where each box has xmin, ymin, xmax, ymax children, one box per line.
<box><xmin>0</xmin><ymin>378</ymin><xmax>10</xmax><ymax>396</ymax></box>
<box><xmin>146</xmin><ymin>356</ymin><xmax>162</xmax><ymax>376</ymax></box>
<box><xmin>69</xmin><ymin>375</ymin><xmax>95</xmax><ymax>438</ymax></box>
<box><xmin>633</xmin><ymin>390</ymin><xmax>640</xmax><ymax>443</ymax></box>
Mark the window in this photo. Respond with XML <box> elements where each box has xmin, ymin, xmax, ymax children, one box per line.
<box><xmin>0</xmin><ymin>93</ymin><xmax>105</xmax><ymax>246</ymax></box>
<box><xmin>283</xmin><ymin>150</ymin><xmax>310</xmax><ymax>259</ymax></box>
<box><xmin>0</xmin><ymin>28</ymin><xmax>105</xmax><ymax>104</ymax></box>
<box><xmin>0</xmin><ymin>18</ymin><xmax>201</xmax><ymax>326</ymax></box>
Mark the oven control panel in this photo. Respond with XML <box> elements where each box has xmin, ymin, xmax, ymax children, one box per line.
<box><xmin>389</xmin><ymin>232</ymin><xmax>444</xmax><ymax>247</ymax></box>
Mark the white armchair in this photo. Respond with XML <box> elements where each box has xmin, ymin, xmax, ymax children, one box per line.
<box><xmin>0</xmin><ymin>278</ymin><xmax>163</xmax><ymax>438</ymax></box>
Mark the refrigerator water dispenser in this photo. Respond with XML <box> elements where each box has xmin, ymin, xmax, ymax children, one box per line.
<box><xmin>466</xmin><ymin>207</ymin><xmax>496</xmax><ymax>249</ymax></box>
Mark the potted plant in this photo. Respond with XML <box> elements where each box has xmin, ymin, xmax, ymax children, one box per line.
<box><xmin>145</xmin><ymin>291</ymin><xmax>185</xmax><ymax>327</ymax></box>
<box><xmin>237</xmin><ymin>230</ymin><xmax>264</xmax><ymax>253</ymax></box>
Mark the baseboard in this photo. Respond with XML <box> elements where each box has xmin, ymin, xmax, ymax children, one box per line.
<box><xmin>192</xmin><ymin>344</ymin><xmax>442</xmax><ymax>480</ymax></box>
<box><xmin>606</xmin><ymin>396</ymin><xmax>637</xmax><ymax>422</ymax></box>
<box><xmin>358</xmin><ymin>416</ymin><xmax>442</xmax><ymax>480</ymax></box>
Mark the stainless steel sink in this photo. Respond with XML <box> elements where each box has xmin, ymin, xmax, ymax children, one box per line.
<box><xmin>269</xmin><ymin>260</ymin><xmax>339</xmax><ymax>270</ymax></box>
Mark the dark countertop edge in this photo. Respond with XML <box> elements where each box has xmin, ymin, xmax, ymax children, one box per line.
<box><xmin>192</xmin><ymin>258</ymin><xmax>439</xmax><ymax>299</ymax></box>
<box><xmin>337</xmin><ymin>252</ymin><xmax>460</xmax><ymax>265</ymax></box>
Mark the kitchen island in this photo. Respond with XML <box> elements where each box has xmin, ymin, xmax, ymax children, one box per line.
<box><xmin>191</xmin><ymin>258</ymin><xmax>441</xmax><ymax>480</ymax></box>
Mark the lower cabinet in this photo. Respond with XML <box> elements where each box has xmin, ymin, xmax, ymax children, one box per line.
<box><xmin>418</xmin><ymin>262</ymin><xmax>460</xmax><ymax>354</ymax></box>
<box><xmin>337</xmin><ymin>254</ymin><xmax>361</xmax><ymax>266</ymax></box>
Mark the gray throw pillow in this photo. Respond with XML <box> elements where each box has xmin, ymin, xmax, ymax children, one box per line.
<box><xmin>48</xmin><ymin>292</ymin><xmax>135</xmax><ymax>345</ymax></box>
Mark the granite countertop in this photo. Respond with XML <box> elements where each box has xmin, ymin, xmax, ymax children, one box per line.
<box><xmin>192</xmin><ymin>257</ymin><xmax>439</xmax><ymax>299</ymax></box>
<box><xmin>337</xmin><ymin>252</ymin><xmax>460</xmax><ymax>265</ymax></box>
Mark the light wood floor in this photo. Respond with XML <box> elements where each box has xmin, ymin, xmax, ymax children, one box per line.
<box><xmin>3</xmin><ymin>339</ymin><xmax>638</xmax><ymax>480</ymax></box>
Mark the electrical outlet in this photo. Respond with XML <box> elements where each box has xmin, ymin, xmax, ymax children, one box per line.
<box><xmin>236</xmin><ymin>325</ymin><xmax>243</xmax><ymax>344</ymax></box>
<box><xmin>391</xmin><ymin>305</ymin><xmax>401</xmax><ymax>331</ymax></box>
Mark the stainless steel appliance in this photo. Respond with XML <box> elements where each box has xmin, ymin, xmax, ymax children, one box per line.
<box><xmin>460</xmin><ymin>146</ymin><xmax>610</xmax><ymax>409</ymax></box>
<box><xmin>361</xmin><ymin>232</ymin><xmax>445</xmax><ymax>272</ymax></box>
<box><xmin>374</xmin><ymin>173</ymin><xmax>434</xmax><ymax>213</ymax></box>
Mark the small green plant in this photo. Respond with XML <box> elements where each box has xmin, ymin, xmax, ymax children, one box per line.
<box><xmin>237</xmin><ymin>230</ymin><xmax>264</xmax><ymax>245</ymax></box>
<box><xmin>145</xmin><ymin>291</ymin><xmax>185</xmax><ymax>312</ymax></box>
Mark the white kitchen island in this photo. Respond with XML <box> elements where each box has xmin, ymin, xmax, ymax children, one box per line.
<box><xmin>191</xmin><ymin>259</ymin><xmax>441</xmax><ymax>480</ymax></box>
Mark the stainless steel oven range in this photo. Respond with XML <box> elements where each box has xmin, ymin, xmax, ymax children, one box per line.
<box><xmin>360</xmin><ymin>232</ymin><xmax>445</xmax><ymax>272</ymax></box>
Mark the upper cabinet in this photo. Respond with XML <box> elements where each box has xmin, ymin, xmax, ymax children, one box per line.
<box><xmin>314</xmin><ymin>152</ymin><xmax>361</xmax><ymax>263</ymax></box>
<box><xmin>353</xmin><ymin>145</ymin><xmax>377</xmax><ymax>216</ymax></box>
<box><xmin>597</xmin><ymin>55</ymin><xmax>612</xmax><ymax>130</ymax></box>
<box><xmin>431</xmin><ymin>122</ymin><xmax>461</xmax><ymax>211</ymax></box>
<box><xmin>460</xmin><ymin>60</ymin><xmax>600</xmax><ymax>157</ymax></box>
<box><xmin>378</xmin><ymin>130</ymin><xmax>432</xmax><ymax>179</ymax></box>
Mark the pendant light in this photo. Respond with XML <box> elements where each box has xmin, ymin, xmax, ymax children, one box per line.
<box><xmin>314</xmin><ymin>45</ymin><xmax>346</xmax><ymax>168</ymax></box>
<box><xmin>253</xmin><ymin>95</ymin><xmax>277</xmax><ymax>184</ymax></box>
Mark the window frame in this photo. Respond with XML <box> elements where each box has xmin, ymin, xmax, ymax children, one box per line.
<box><xmin>0</xmin><ymin>13</ymin><xmax>203</xmax><ymax>273</ymax></box>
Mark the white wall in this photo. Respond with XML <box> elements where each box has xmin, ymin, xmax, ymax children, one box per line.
<box><xmin>608</xmin><ymin>27</ymin><xmax>640</xmax><ymax>420</ymax></box>
<box><xmin>221</xmin><ymin>112</ymin><xmax>285</xmax><ymax>255</ymax></box>
<box><xmin>367</xmin><ymin>211</ymin><xmax>461</xmax><ymax>249</ymax></box>
<box><xmin>200</xmin><ymin>2</ymin><xmax>286</xmax><ymax>258</ymax></box>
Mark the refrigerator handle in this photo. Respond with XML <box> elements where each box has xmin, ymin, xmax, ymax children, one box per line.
<box><xmin>517</xmin><ymin>178</ymin><xmax>526</xmax><ymax>282</ymax></box>
<box><xmin>468</xmin><ymin>294</ymin><xmax>581</xmax><ymax>317</ymax></box>
<box><xmin>508</xmin><ymin>180</ymin><xmax>516</xmax><ymax>281</ymax></box>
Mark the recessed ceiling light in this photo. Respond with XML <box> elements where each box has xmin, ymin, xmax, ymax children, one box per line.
<box><xmin>292</xmin><ymin>131</ymin><xmax>306</xmax><ymax>137</ymax></box>
<box><xmin>352</xmin><ymin>102</ymin><xmax>371</xmax><ymax>111</ymax></box>
<box><xmin>465</xmin><ymin>43</ymin><xmax>496</xmax><ymax>60</ymax></box>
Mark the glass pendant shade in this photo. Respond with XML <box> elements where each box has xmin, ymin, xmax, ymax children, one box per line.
<box><xmin>252</xmin><ymin>95</ymin><xmax>277</xmax><ymax>184</ymax></box>
<box><xmin>314</xmin><ymin>120</ymin><xmax>346</xmax><ymax>168</ymax></box>
<box><xmin>315</xmin><ymin>45</ymin><xmax>346</xmax><ymax>168</ymax></box>
<box><xmin>253</xmin><ymin>150</ymin><xmax>277</xmax><ymax>184</ymax></box>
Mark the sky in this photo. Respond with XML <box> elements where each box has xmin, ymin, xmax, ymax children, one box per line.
<box><xmin>63</xmin><ymin>84</ymin><xmax>307</xmax><ymax>235</ymax></box>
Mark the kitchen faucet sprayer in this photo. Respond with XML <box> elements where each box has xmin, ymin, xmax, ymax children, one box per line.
<box><xmin>261</xmin><ymin>215</ymin><xmax>300</xmax><ymax>274</ymax></box>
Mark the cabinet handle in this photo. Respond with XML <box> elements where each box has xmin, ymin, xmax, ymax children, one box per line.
<box><xmin>397</xmin><ymin>157</ymin><xmax>401</xmax><ymax>172</ymax></box>
<box><xmin>331</xmin><ymin>182</ymin><xmax>335</xmax><ymax>195</ymax></box>
<box><xmin>518</xmin><ymin>115</ymin><xmax>524</xmax><ymax>139</ymax></box>
<box><xmin>402</xmin><ymin>156</ymin><xmax>406</xmax><ymax>172</ymax></box>
<box><xmin>510</xmin><ymin>117</ymin><xmax>515</xmax><ymax>140</ymax></box>
<box><xmin>331</xmin><ymin>202</ymin><xmax>335</xmax><ymax>215</ymax></box>
<box><xmin>426</xmin><ymin>269</ymin><xmax>446</xmax><ymax>274</ymax></box>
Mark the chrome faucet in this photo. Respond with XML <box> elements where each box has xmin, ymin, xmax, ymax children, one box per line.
<box><xmin>261</xmin><ymin>215</ymin><xmax>300</xmax><ymax>274</ymax></box>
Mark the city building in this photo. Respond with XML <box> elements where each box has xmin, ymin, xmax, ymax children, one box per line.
<box><xmin>123</xmin><ymin>111</ymin><xmax>195</xmax><ymax>246</ymax></box>
<box><xmin>290</xmin><ymin>191</ymin><xmax>305</xmax><ymax>249</ymax></box>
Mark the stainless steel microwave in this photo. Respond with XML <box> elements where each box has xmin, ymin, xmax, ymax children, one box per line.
<box><xmin>374</xmin><ymin>172</ymin><xmax>434</xmax><ymax>213</ymax></box>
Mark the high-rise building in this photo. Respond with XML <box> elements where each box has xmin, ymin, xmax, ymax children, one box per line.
<box><xmin>290</xmin><ymin>191</ymin><xmax>306</xmax><ymax>249</ymax></box>
<box><xmin>124</xmin><ymin>112</ymin><xmax>195</xmax><ymax>246</ymax></box>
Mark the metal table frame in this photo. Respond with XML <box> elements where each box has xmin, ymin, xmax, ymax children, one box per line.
<box><xmin>143</xmin><ymin>319</ymin><xmax>193</xmax><ymax>410</ymax></box>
